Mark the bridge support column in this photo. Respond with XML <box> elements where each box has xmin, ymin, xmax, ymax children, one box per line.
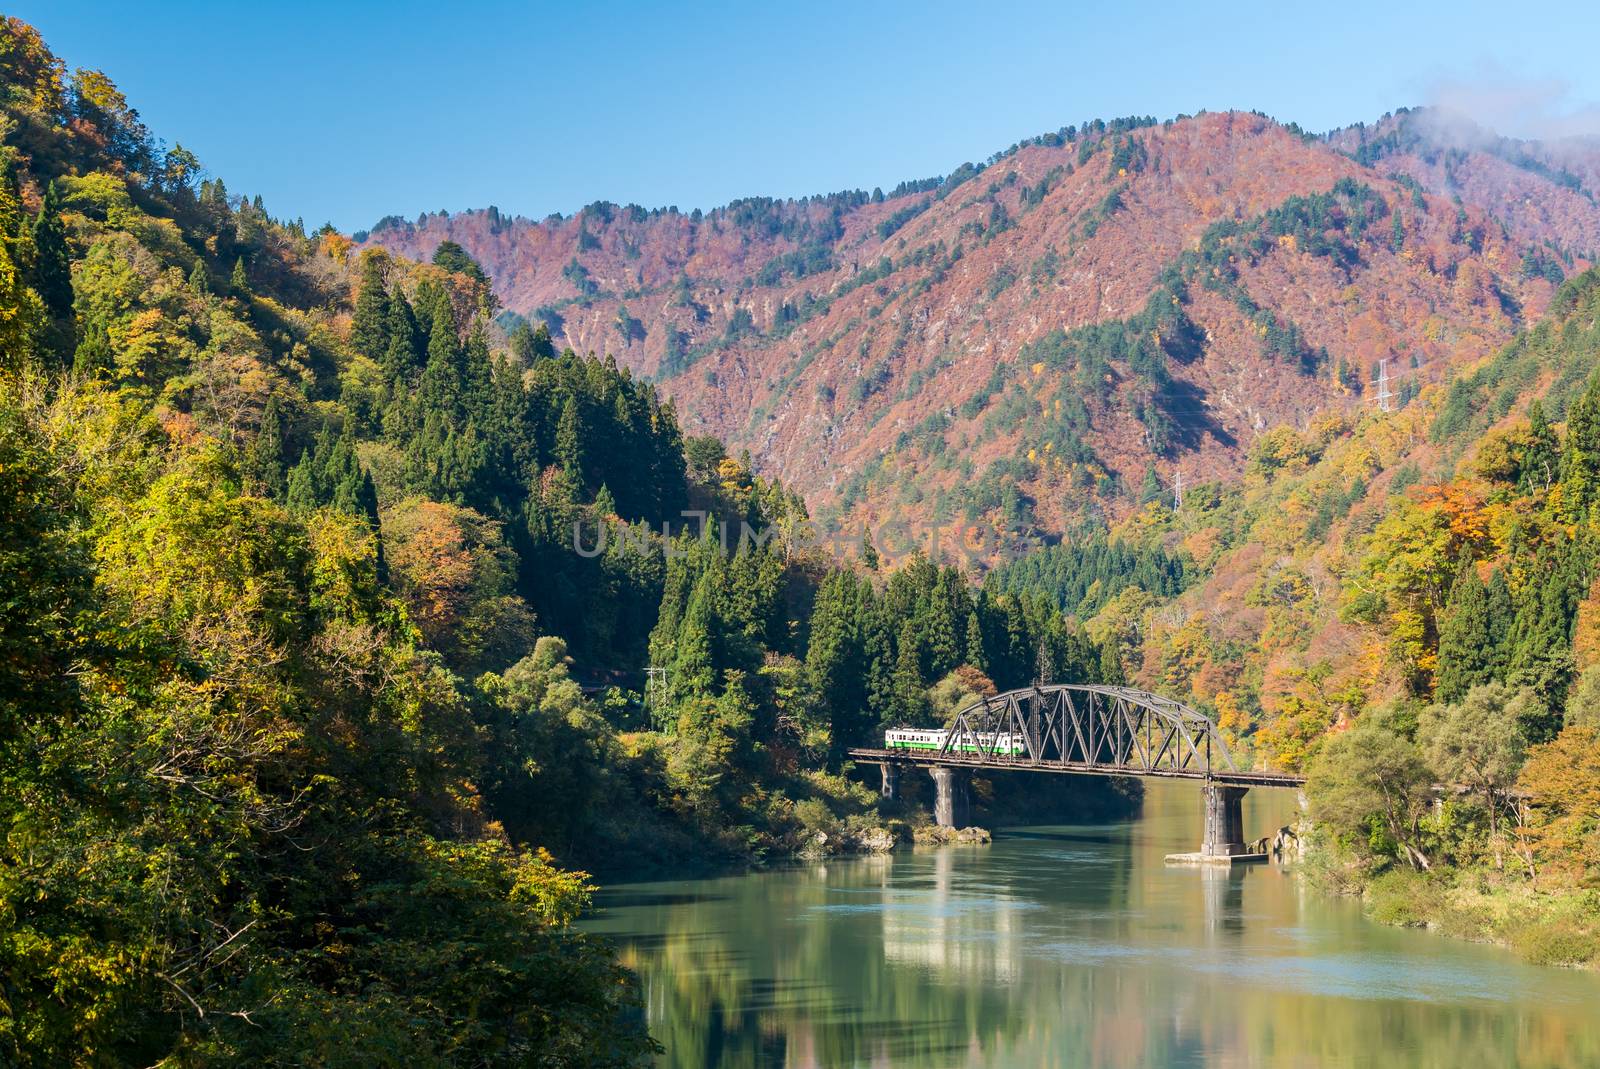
<box><xmin>1201</xmin><ymin>784</ymin><xmax>1249</xmax><ymax>857</ymax></box>
<box><xmin>880</xmin><ymin>762</ymin><xmax>900</xmax><ymax>801</ymax></box>
<box><xmin>929</xmin><ymin>766</ymin><xmax>972</xmax><ymax>828</ymax></box>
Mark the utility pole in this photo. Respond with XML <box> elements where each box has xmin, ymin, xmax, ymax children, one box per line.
<box><xmin>645</xmin><ymin>665</ymin><xmax>667</xmax><ymax>719</ymax></box>
<box><xmin>1171</xmin><ymin>468</ymin><xmax>1184</xmax><ymax>512</ymax></box>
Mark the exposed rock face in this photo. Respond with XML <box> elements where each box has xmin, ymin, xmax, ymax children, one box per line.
<box><xmin>365</xmin><ymin>109</ymin><xmax>1600</xmax><ymax>556</ymax></box>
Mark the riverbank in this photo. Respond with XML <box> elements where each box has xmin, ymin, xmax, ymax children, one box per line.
<box><xmin>1301</xmin><ymin>837</ymin><xmax>1600</xmax><ymax>968</ymax></box>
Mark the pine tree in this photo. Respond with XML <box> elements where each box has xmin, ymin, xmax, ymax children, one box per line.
<box><xmin>861</xmin><ymin>595</ymin><xmax>895</xmax><ymax>719</ymax></box>
<box><xmin>1522</xmin><ymin>401</ymin><xmax>1559</xmax><ymax>492</ymax></box>
<box><xmin>28</xmin><ymin>180</ymin><xmax>73</xmax><ymax>362</ymax></box>
<box><xmin>188</xmin><ymin>260</ymin><xmax>210</xmax><ymax>296</ymax></box>
<box><xmin>1139</xmin><ymin>464</ymin><xmax>1163</xmax><ymax>505</ymax></box>
<box><xmin>1560</xmin><ymin>380</ymin><xmax>1600</xmax><ymax>519</ymax></box>
<box><xmin>806</xmin><ymin>572</ymin><xmax>866</xmax><ymax>761</ymax></box>
<box><xmin>555</xmin><ymin>395</ymin><xmax>586</xmax><ymax>491</ymax></box>
<box><xmin>284</xmin><ymin>451</ymin><xmax>318</xmax><ymax>515</ymax></box>
<box><xmin>231</xmin><ymin>256</ymin><xmax>251</xmax><ymax>298</ymax></box>
<box><xmin>921</xmin><ymin>570</ymin><xmax>964</xmax><ymax>679</ymax></box>
<box><xmin>1508</xmin><ymin>548</ymin><xmax>1580</xmax><ymax>740</ymax></box>
<box><xmin>593</xmin><ymin>483</ymin><xmax>617</xmax><ymax>518</ymax></box>
<box><xmin>965</xmin><ymin>612</ymin><xmax>987</xmax><ymax>672</ymax></box>
<box><xmin>1098</xmin><ymin>636</ymin><xmax>1125</xmax><ymax>685</ymax></box>
<box><xmin>382</xmin><ymin>290</ymin><xmax>423</xmax><ymax>388</ymax></box>
<box><xmin>671</xmin><ymin>574</ymin><xmax>719</xmax><ymax>705</ymax></box>
<box><xmin>350</xmin><ymin>255</ymin><xmax>391</xmax><ymax>361</ymax></box>
<box><xmin>888</xmin><ymin>620</ymin><xmax>930</xmax><ymax>726</ymax></box>
<box><xmin>247</xmin><ymin>395</ymin><xmax>289</xmax><ymax>498</ymax></box>
<box><xmin>530</xmin><ymin>322</ymin><xmax>556</xmax><ymax>359</ymax></box>
<box><xmin>1436</xmin><ymin>558</ymin><xmax>1496</xmax><ymax>702</ymax></box>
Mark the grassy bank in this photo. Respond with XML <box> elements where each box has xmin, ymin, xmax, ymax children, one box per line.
<box><xmin>1303</xmin><ymin>835</ymin><xmax>1600</xmax><ymax>968</ymax></box>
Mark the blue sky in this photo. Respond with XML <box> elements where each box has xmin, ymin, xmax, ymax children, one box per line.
<box><xmin>13</xmin><ymin>1</ymin><xmax>1600</xmax><ymax>232</ymax></box>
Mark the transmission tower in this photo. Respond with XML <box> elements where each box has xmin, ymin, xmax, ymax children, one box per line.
<box><xmin>1372</xmin><ymin>357</ymin><xmax>1392</xmax><ymax>413</ymax></box>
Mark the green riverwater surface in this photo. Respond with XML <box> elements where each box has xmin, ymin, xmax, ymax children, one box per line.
<box><xmin>583</xmin><ymin>780</ymin><xmax>1600</xmax><ymax>1068</ymax></box>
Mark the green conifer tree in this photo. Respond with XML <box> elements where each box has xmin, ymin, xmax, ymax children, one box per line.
<box><xmin>1436</xmin><ymin>558</ymin><xmax>1496</xmax><ymax>702</ymax></box>
<box><xmin>187</xmin><ymin>260</ymin><xmax>210</xmax><ymax>296</ymax></box>
<box><xmin>1560</xmin><ymin>380</ymin><xmax>1600</xmax><ymax>519</ymax></box>
<box><xmin>28</xmin><ymin>180</ymin><xmax>73</xmax><ymax>362</ymax></box>
<box><xmin>888</xmin><ymin>620</ymin><xmax>930</xmax><ymax>726</ymax></box>
<box><xmin>1098</xmin><ymin>636</ymin><xmax>1125</xmax><ymax>685</ymax></box>
<box><xmin>671</xmin><ymin>574</ymin><xmax>719</xmax><ymax>705</ymax></box>
<box><xmin>246</xmin><ymin>394</ymin><xmax>289</xmax><ymax>498</ymax></box>
<box><xmin>555</xmin><ymin>395</ymin><xmax>586</xmax><ymax>491</ymax></box>
<box><xmin>1521</xmin><ymin>401</ymin><xmax>1558</xmax><ymax>492</ymax></box>
<box><xmin>965</xmin><ymin>612</ymin><xmax>987</xmax><ymax>672</ymax></box>
<box><xmin>350</xmin><ymin>255</ymin><xmax>391</xmax><ymax>361</ymax></box>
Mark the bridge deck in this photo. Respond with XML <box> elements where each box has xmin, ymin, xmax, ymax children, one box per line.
<box><xmin>846</xmin><ymin>748</ymin><xmax>1305</xmax><ymax>789</ymax></box>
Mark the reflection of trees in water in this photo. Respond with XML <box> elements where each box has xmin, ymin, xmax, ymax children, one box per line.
<box><xmin>602</xmin><ymin>822</ymin><xmax>1600</xmax><ymax>1069</ymax></box>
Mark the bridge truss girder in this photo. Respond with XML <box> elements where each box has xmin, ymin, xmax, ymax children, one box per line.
<box><xmin>939</xmin><ymin>684</ymin><xmax>1239</xmax><ymax>777</ymax></box>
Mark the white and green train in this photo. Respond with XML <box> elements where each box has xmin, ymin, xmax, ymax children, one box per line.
<box><xmin>884</xmin><ymin>728</ymin><xmax>1028</xmax><ymax>755</ymax></box>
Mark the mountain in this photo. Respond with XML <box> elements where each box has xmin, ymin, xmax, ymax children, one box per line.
<box><xmin>364</xmin><ymin>108</ymin><xmax>1600</xmax><ymax>558</ymax></box>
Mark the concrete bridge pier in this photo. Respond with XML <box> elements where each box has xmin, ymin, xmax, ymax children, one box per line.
<box><xmin>929</xmin><ymin>766</ymin><xmax>972</xmax><ymax>828</ymax></box>
<box><xmin>880</xmin><ymin>762</ymin><xmax>900</xmax><ymax>801</ymax></box>
<box><xmin>1201</xmin><ymin>783</ymin><xmax>1249</xmax><ymax>858</ymax></box>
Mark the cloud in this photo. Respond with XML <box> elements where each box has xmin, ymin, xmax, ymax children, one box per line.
<box><xmin>1425</xmin><ymin>63</ymin><xmax>1600</xmax><ymax>143</ymax></box>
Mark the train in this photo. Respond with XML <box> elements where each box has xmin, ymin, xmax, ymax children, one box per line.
<box><xmin>884</xmin><ymin>728</ymin><xmax>1028</xmax><ymax>755</ymax></box>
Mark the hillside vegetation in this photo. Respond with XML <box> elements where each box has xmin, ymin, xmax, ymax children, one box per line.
<box><xmin>7</xmin><ymin>13</ymin><xmax>1600</xmax><ymax>1065</ymax></box>
<box><xmin>0</xmin><ymin>19</ymin><xmax>1133</xmax><ymax>1064</ymax></box>
<box><xmin>369</xmin><ymin>109</ymin><xmax>1600</xmax><ymax>559</ymax></box>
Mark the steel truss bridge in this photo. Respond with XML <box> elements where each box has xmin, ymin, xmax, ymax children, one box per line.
<box><xmin>848</xmin><ymin>684</ymin><xmax>1303</xmax><ymax>788</ymax></box>
<box><xmin>848</xmin><ymin>685</ymin><xmax>1304</xmax><ymax>856</ymax></box>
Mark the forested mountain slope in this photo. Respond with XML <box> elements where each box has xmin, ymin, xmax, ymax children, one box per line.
<box><xmin>367</xmin><ymin>109</ymin><xmax>1600</xmax><ymax>553</ymax></box>
<box><xmin>0</xmin><ymin>18</ymin><xmax>1135</xmax><ymax>1063</ymax></box>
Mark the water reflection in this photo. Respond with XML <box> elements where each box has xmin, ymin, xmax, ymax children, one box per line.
<box><xmin>584</xmin><ymin>781</ymin><xmax>1600</xmax><ymax>1068</ymax></box>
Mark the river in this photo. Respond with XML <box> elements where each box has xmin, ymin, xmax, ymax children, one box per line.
<box><xmin>582</xmin><ymin>779</ymin><xmax>1600</xmax><ymax>1068</ymax></box>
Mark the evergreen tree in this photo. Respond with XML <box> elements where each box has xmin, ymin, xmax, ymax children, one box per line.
<box><xmin>861</xmin><ymin>594</ymin><xmax>896</xmax><ymax>719</ymax></box>
<box><xmin>187</xmin><ymin>259</ymin><xmax>210</xmax><ymax>296</ymax></box>
<box><xmin>888</xmin><ymin>620</ymin><xmax>930</xmax><ymax>726</ymax></box>
<box><xmin>671</xmin><ymin>573</ymin><xmax>719</xmax><ymax>706</ymax></box>
<box><xmin>246</xmin><ymin>394</ymin><xmax>289</xmax><ymax>498</ymax></box>
<box><xmin>382</xmin><ymin>289</ymin><xmax>423</xmax><ymax>386</ymax></box>
<box><xmin>350</xmin><ymin>254</ymin><xmax>391</xmax><ymax>361</ymax></box>
<box><xmin>231</xmin><ymin>255</ymin><xmax>251</xmax><ymax>298</ymax></box>
<box><xmin>28</xmin><ymin>180</ymin><xmax>73</xmax><ymax>362</ymax></box>
<box><xmin>1507</xmin><ymin>544</ymin><xmax>1585</xmax><ymax>740</ymax></box>
<box><xmin>530</xmin><ymin>322</ymin><xmax>556</xmax><ymax>359</ymax></box>
<box><xmin>1436</xmin><ymin>558</ymin><xmax>1497</xmax><ymax>702</ymax></box>
<box><xmin>555</xmin><ymin>395</ymin><xmax>586</xmax><ymax>492</ymax></box>
<box><xmin>1560</xmin><ymin>380</ymin><xmax>1600</xmax><ymax>519</ymax></box>
<box><xmin>965</xmin><ymin>612</ymin><xmax>987</xmax><ymax>672</ymax></box>
<box><xmin>509</xmin><ymin>321</ymin><xmax>537</xmax><ymax>364</ymax></box>
<box><xmin>1139</xmin><ymin>464</ymin><xmax>1163</xmax><ymax>505</ymax></box>
<box><xmin>806</xmin><ymin>571</ymin><xmax>866</xmax><ymax>761</ymax></box>
<box><xmin>1098</xmin><ymin>636</ymin><xmax>1125</xmax><ymax>685</ymax></box>
<box><xmin>1521</xmin><ymin>400</ymin><xmax>1558</xmax><ymax>492</ymax></box>
<box><xmin>921</xmin><ymin>569</ymin><xmax>965</xmax><ymax>678</ymax></box>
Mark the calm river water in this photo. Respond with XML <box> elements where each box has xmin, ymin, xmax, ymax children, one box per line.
<box><xmin>583</xmin><ymin>780</ymin><xmax>1600</xmax><ymax>1068</ymax></box>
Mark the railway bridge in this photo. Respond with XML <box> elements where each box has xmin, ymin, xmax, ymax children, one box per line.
<box><xmin>847</xmin><ymin>684</ymin><xmax>1304</xmax><ymax>860</ymax></box>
